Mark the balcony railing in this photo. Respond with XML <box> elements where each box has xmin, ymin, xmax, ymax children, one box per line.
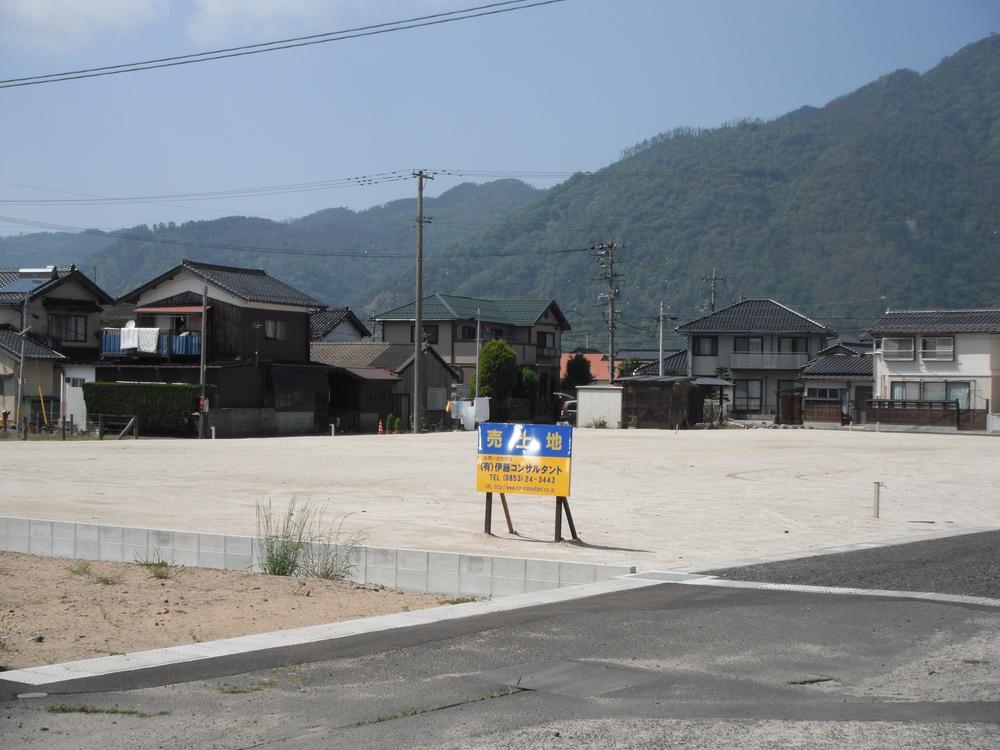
<box><xmin>729</xmin><ymin>352</ymin><xmax>809</xmax><ymax>370</ymax></box>
<box><xmin>101</xmin><ymin>329</ymin><xmax>201</xmax><ymax>357</ymax></box>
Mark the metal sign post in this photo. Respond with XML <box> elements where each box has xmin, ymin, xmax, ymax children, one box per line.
<box><xmin>476</xmin><ymin>422</ymin><xmax>578</xmax><ymax>542</ymax></box>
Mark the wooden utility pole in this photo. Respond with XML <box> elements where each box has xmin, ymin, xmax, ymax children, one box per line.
<box><xmin>413</xmin><ymin>169</ymin><xmax>433</xmax><ymax>433</ymax></box>
<box><xmin>703</xmin><ymin>266</ymin><xmax>726</xmax><ymax>312</ymax></box>
<box><xmin>15</xmin><ymin>289</ymin><xmax>28</xmax><ymax>425</ymax></box>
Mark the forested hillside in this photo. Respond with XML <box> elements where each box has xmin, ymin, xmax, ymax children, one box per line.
<box><xmin>3</xmin><ymin>35</ymin><xmax>999</xmax><ymax>348</ymax></box>
<box><xmin>409</xmin><ymin>34</ymin><xmax>1000</xmax><ymax>345</ymax></box>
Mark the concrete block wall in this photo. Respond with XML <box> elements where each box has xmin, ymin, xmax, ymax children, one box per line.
<box><xmin>0</xmin><ymin>516</ymin><xmax>635</xmax><ymax>598</ymax></box>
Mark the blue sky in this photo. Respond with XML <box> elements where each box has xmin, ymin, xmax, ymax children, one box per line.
<box><xmin>1</xmin><ymin>0</ymin><xmax>998</xmax><ymax>235</ymax></box>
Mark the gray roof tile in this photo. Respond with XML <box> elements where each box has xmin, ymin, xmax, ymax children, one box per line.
<box><xmin>376</xmin><ymin>293</ymin><xmax>570</xmax><ymax>329</ymax></box>
<box><xmin>0</xmin><ymin>327</ymin><xmax>65</xmax><ymax>360</ymax></box>
<box><xmin>800</xmin><ymin>353</ymin><xmax>872</xmax><ymax>379</ymax></box>
<box><xmin>310</xmin><ymin>307</ymin><xmax>371</xmax><ymax>339</ymax></box>
<box><xmin>676</xmin><ymin>299</ymin><xmax>831</xmax><ymax>335</ymax></box>
<box><xmin>866</xmin><ymin>309</ymin><xmax>1000</xmax><ymax>334</ymax></box>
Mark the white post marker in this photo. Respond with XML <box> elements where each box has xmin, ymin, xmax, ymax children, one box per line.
<box><xmin>873</xmin><ymin>481</ymin><xmax>882</xmax><ymax>518</ymax></box>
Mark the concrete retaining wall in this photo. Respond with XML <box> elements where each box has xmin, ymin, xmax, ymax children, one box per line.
<box><xmin>0</xmin><ymin>516</ymin><xmax>635</xmax><ymax>598</ymax></box>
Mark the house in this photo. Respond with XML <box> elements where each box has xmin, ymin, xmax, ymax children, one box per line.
<box><xmin>798</xmin><ymin>342</ymin><xmax>874</xmax><ymax>425</ymax></box>
<box><xmin>633</xmin><ymin>349</ymin><xmax>688</xmax><ymax>377</ymax></box>
<box><xmin>865</xmin><ymin>309</ymin><xmax>1000</xmax><ymax>431</ymax></box>
<box><xmin>0</xmin><ymin>326</ymin><xmax>64</xmax><ymax>428</ymax></box>
<box><xmin>676</xmin><ymin>299</ymin><xmax>833</xmax><ymax>417</ymax></box>
<box><xmin>101</xmin><ymin>259</ymin><xmax>330</xmax><ymax>436</ymax></box>
<box><xmin>310</xmin><ymin>307</ymin><xmax>371</xmax><ymax>342</ymax></box>
<box><xmin>1</xmin><ymin>265</ymin><xmax>114</xmax><ymax>428</ymax></box>
<box><xmin>374</xmin><ymin>294</ymin><xmax>570</xmax><ymax>414</ymax></box>
<box><xmin>310</xmin><ymin>341</ymin><xmax>461</xmax><ymax>432</ymax></box>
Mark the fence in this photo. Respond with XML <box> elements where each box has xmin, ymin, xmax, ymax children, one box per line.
<box><xmin>1</xmin><ymin>413</ymin><xmax>139</xmax><ymax>441</ymax></box>
<box><xmin>866</xmin><ymin>400</ymin><xmax>987</xmax><ymax>431</ymax></box>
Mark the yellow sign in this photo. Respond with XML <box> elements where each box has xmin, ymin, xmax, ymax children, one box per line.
<box><xmin>475</xmin><ymin>423</ymin><xmax>572</xmax><ymax>496</ymax></box>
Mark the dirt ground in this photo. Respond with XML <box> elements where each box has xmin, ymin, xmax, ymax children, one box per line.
<box><xmin>0</xmin><ymin>551</ymin><xmax>451</xmax><ymax>671</ymax></box>
<box><xmin>3</xmin><ymin>429</ymin><xmax>999</xmax><ymax>570</ymax></box>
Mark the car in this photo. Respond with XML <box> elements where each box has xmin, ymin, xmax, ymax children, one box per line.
<box><xmin>560</xmin><ymin>399</ymin><xmax>577</xmax><ymax>425</ymax></box>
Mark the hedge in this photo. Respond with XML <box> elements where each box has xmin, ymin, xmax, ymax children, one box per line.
<box><xmin>82</xmin><ymin>382</ymin><xmax>216</xmax><ymax>436</ymax></box>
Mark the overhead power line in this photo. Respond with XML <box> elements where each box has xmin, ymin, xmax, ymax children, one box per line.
<box><xmin>0</xmin><ymin>0</ymin><xmax>568</xmax><ymax>89</ymax></box>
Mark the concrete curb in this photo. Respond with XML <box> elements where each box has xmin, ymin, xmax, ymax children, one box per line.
<box><xmin>0</xmin><ymin>515</ymin><xmax>635</xmax><ymax>598</ymax></box>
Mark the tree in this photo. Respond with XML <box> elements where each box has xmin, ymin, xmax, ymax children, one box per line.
<box><xmin>617</xmin><ymin>356</ymin><xmax>642</xmax><ymax>378</ymax></box>
<box><xmin>561</xmin><ymin>353</ymin><xmax>594</xmax><ymax>390</ymax></box>
<box><xmin>477</xmin><ymin>339</ymin><xmax>518</xmax><ymax>402</ymax></box>
<box><xmin>514</xmin><ymin>366</ymin><xmax>539</xmax><ymax>413</ymax></box>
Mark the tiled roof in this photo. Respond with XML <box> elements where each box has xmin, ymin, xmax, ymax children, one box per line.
<box><xmin>866</xmin><ymin>309</ymin><xmax>1000</xmax><ymax>334</ymax></box>
<box><xmin>800</xmin><ymin>353</ymin><xmax>873</xmax><ymax>379</ymax></box>
<box><xmin>376</xmin><ymin>293</ymin><xmax>571</xmax><ymax>330</ymax></box>
<box><xmin>817</xmin><ymin>341</ymin><xmax>872</xmax><ymax>356</ymax></box>
<box><xmin>560</xmin><ymin>351</ymin><xmax>611</xmax><ymax>381</ymax></box>
<box><xmin>119</xmin><ymin>259</ymin><xmax>323</xmax><ymax>308</ymax></box>
<box><xmin>676</xmin><ymin>299</ymin><xmax>831</xmax><ymax>335</ymax></box>
<box><xmin>0</xmin><ymin>327</ymin><xmax>65</xmax><ymax>360</ymax></box>
<box><xmin>310</xmin><ymin>341</ymin><xmax>418</xmax><ymax>372</ymax></box>
<box><xmin>634</xmin><ymin>349</ymin><xmax>688</xmax><ymax>375</ymax></box>
<box><xmin>310</xmin><ymin>307</ymin><xmax>371</xmax><ymax>339</ymax></box>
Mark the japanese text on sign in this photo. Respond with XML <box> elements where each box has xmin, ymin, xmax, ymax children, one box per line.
<box><xmin>476</xmin><ymin>422</ymin><xmax>572</xmax><ymax>497</ymax></box>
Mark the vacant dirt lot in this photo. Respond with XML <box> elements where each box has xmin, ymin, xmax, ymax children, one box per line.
<box><xmin>2</xmin><ymin>429</ymin><xmax>999</xmax><ymax>570</ymax></box>
<box><xmin>0</xmin><ymin>551</ymin><xmax>449</xmax><ymax>670</ymax></box>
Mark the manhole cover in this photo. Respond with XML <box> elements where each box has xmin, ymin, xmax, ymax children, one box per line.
<box><xmin>477</xmin><ymin>659</ymin><xmax>661</xmax><ymax>698</ymax></box>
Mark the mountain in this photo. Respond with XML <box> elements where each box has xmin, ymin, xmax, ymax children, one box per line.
<box><xmin>0</xmin><ymin>178</ymin><xmax>542</xmax><ymax>315</ymax></box>
<box><xmin>404</xmin><ymin>35</ymin><xmax>1000</xmax><ymax>346</ymax></box>
<box><xmin>0</xmin><ymin>230</ymin><xmax>116</xmax><ymax>270</ymax></box>
<box><xmin>4</xmin><ymin>35</ymin><xmax>999</xmax><ymax>349</ymax></box>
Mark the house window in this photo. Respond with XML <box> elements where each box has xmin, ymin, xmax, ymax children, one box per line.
<box><xmin>921</xmin><ymin>337</ymin><xmax>954</xmax><ymax>361</ymax></box>
<box><xmin>946</xmin><ymin>381</ymin><xmax>971</xmax><ymax>409</ymax></box>
<box><xmin>462</xmin><ymin>325</ymin><xmax>477</xmax><ymax>340</ymax></box>
<box><xmin>807</xmin><ymin>387</ymin><xmax>841</xmax><ymax>400</ymax></box>
<box><xmin>733</xmin><ymin>379</ymin><xmax>762</xmax><ymax>411</ymax></box>
<box><xmin>48</xmin><ymin>314</ymin><xmax>87</xmax><ymax>343</ymax></box>
<box><xmin>890</xmin><ymin>381</ymin><xmax>920</xmax><ymax>400</ymax></box>
<box><xmin>409</xmin><ymin>324</ymin><xmax>439</xmax><ymax>344</ymax></box>
<box><xmin>692</xmin><ymin>336</ymin><xmax>718</xmax><ymax>356</ymax></box>
<box><xmin>733</xmin><ymin>336</ymin><xmax>763</xmax><ymax>353</ymax></box>
<box><xmin>490</xmin><ymin>328</ymin><xmax>504</xmax><ymax>340</ymax></box>
<box><xmin>921</xmin><ymin>381</ymin><xmax>946</xmax><ymax>401</ymax></box>
<box><xmin>777</xmin><ymin>380</ymin><xmax>800</xmax><ymax>393</ymax></box>
<box><xmin>536</xmin><ymin>331</ymin><xmax>555</xmax><ymax>349</ymax></box>
<box><xmin>882</xmin><ymin>337</ymin><xmax>915</xmax><ymax>361</ymax></box>
<box><xmin>265</xmin><ymin>320</ymin><xmax>286</xmax><ymax>341</ymax></box>
<box><xmin>778</xmin><ymin>337</ymin><xmax>807</xmax><ymax>353</ymax></box>
<box><xmin>65</xmin><ymin>377</ymin><xmax>86</xmax><ymax>388</ymax></box>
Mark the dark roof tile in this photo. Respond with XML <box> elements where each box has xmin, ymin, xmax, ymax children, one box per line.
<box><xmin>0</xmin><ymin>327</ymin><xmax>65</xmax><ymax>360</ymax></box>
<box><xmin>376</xmin><ymin>293</ymin><xmax>570</xmax><ymax>329</ymax></box>
<box><xmin>676</xmin><ymin>299</ymin><xmax>831</xmax><ymax>334</ymax></box>
<box><xmin>866</xmin><ymin>309</ymin><xmax>1000</xmax><ymax>334</ymax></box>
<box><xmin>310</xmin><ymin>307</ymin><xmax>371</xmax><ymax>339</ymax></box>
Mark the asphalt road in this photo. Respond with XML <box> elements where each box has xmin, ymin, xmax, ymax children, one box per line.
<box><xmin>3</xmin><ymin>587</ymin><xmax>997</xmax><ymax>747</ymax></box>
<box><xmin>706</xmin><ymin>529</ymin><xmax>1000</xmax><ymax>597</ymax></box>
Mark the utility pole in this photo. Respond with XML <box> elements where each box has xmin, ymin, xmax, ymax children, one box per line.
<box><xmin>413</xmin><ymin>169</ymin><xmax>433</xmax><ymax>434</ymax></box>
<box><xmin>658</xmin><ymin>301</ymin><xmax>664</xmax><ymax>377</ymax></box>
<box><xmin>702</xmin><ymin>266</ymin><xmax>726</xmax><ymax>312</ymax></box>
<box><xmin>595</xmin><ymin>242</ymin><xmax>623</xmax><ymax>383</ymax></box>
<box><xmin>475</xmin><ymin>307</ymin><xmax>481</xmax><ymax>398</ymax></box>
<box><xmin>198</xmin><ymin>284</ymin><xmax>208</xmax><ymax>439</ymax></box>
<box><xmin>15</xmin><ymin>289</ymin><xmax>28</xmax><ymax>426</ymax></box>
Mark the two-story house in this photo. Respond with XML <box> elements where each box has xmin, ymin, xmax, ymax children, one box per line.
<box><xmin>866</xmin><ymin>309</ymin><xmax>1000</xmax><ymax>430</ymax></box>
<box><xmin>0</xmin><ymin>265</ymin><xmax>114</xmax><ymax>427</ymax></box>
<box><xmin>374</xmin><ymin>293</ymin><xmax>571</xmax><ymax>413</ymax></box>
<box><xmin>676</xmin><ymin>299</ymin><xmax>833</xmax><ymax>416</ymax></box>
<box><xmin>99</xmin><ymin>259</ymin><xmax>330</xmax><ymax>436</ymax></box>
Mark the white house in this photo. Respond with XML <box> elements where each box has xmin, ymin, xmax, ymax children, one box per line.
<box><xmin>866</xmin><ymin>309</ymin><xmax>1000</xmax><ymax>430</ymax></box>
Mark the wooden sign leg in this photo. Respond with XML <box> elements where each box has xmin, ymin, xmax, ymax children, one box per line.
<box><xmin>560</xmin><ymin>496</ymin><xmax>579</xmax><ymax>541</ymax></box>
<box><xmin>484</xmin><ymin>492</ymin><xmax>493</xmax><ymax>535</ymax></box>
<box><xmin>499</xmin><ymin>493</ymin><xmax>516</xmax><ymax>535</ymax></box>
<box><xmin>554</xmin><ymin>497</ymin><xmax>563</xmax><ymax>541</ymax></box>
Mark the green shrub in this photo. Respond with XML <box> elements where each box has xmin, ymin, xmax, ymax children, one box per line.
<box><xmin>82</xmin><ymin>382</ymin><xmax>216</xmax><ymax>436</ymax></box>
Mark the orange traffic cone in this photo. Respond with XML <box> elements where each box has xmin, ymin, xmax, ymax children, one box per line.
<box><xmin>377</xmin><ymin>418</ymin><xmax>385</xmax><ymax>435</ymax></box>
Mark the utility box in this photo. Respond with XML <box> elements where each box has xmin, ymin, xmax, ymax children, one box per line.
<box><xmin>576</xmin><ymin>384</ymin><xmax>623</xmax><ymax>428</ymax></box>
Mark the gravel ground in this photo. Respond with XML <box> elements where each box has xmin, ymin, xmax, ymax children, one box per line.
<box><xmin>704</xmin><ymin>529</ymin><xmax>1000</xmax><ymax>597</ymax></box>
